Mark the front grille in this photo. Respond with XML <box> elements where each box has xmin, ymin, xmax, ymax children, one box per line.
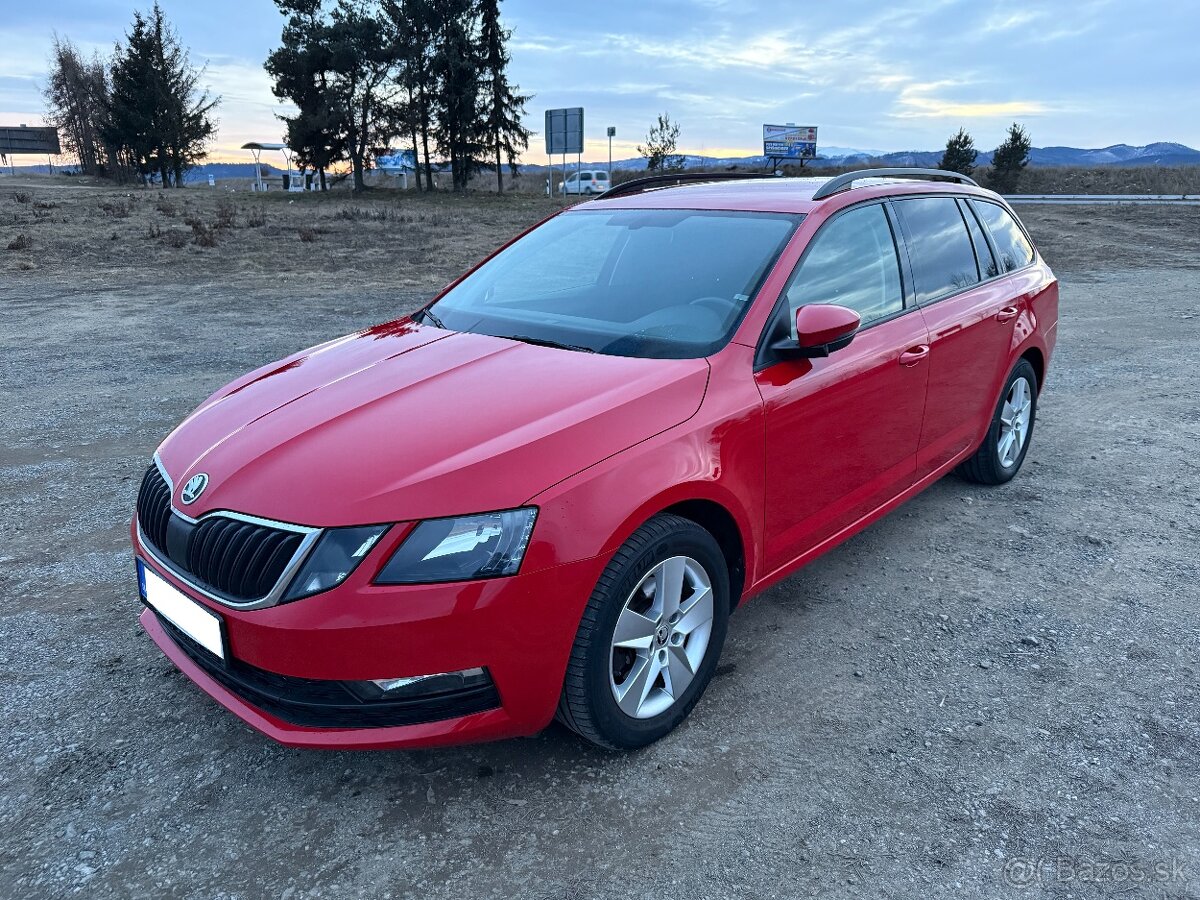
<box><xmin>156</xmin><ymin>614</ymin><xmax>502</xmax><ymax>729</ymax></box>
<box><xmin>136</xmin><ymin>464</ymin><xmax>306</xmax><ymax>604</ymax></box>
<box><xmin>136</xmin><ymin>466</ymin><xmax>173</xmax><ymax>552</ymax></box>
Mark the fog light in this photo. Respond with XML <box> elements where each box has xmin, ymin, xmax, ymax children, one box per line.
<box><xmin>344</xmin><ymin>667</ymin><xmax>490</xmax><ymax>702</ymax></box>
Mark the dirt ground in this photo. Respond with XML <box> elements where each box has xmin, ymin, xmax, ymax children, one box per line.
<box><xmin>1</xmin><ymin>178</ymin><xmax>1199</xmax><ymax>899</ymax></box>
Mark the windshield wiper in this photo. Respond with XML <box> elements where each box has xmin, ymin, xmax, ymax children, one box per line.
<box><xmin>507</xmin><ymin>334</ymin><xmax>596</xmax><ymax>353</ymax></box>
<box><xmin>419</xmin><ymin>308</ymin><xmax>446</xmax><ymax>329</ymax></box>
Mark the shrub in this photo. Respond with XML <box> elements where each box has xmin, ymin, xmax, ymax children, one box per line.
<box><xmin>162</xmin><ymin>229</ymin><xmax>189</xmax><ymax>249</ymax></box>
<box><xmin>100</xmin><ymin>199</ymin><xmax>132</xmax><ymax>218</ymax></box>
<box><xmin>298</xmin><ymin>226</ymin><xmax>317</xmax><ymax>242</ymax></box>
<box><xmin>215</xmin><ymin>196</ymin><xmax>237</xmax><ymax>229</ymax></box>
<box><xmin>7</xmin><ymin>233</ymin><xmax>32</xmax><ymax>251</ymax></box>
<box><xmin>155</xmin><ymin>195</ymin><xmax>177</xmax><ymax>217</ymax></box>
<box><xmin>245</xmin><ymin>206</ymin><xmax>266</xmax><ymax>228</ymax></box>
<box><xmin>13</xmin><ymin>191</ymin><xmax>32</xmax><ymax>204</ymax></box>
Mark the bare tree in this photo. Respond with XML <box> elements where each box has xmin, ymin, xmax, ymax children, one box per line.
<box><xmin>44</xmin><ymin>35</ymin><xmax>112</xmax><ymax>176</ymax></box>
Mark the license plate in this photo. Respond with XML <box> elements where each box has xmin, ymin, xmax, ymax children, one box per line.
<box><xmin>137</xmin><ymin>559</ymin><xmax>226</xmax><ymax>660</ymax></box>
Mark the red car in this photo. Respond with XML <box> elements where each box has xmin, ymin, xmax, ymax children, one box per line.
<box><xmin>133</xmin><ymin>168</ymin><xmax>1057</xmax><ymax>750</ymax></box>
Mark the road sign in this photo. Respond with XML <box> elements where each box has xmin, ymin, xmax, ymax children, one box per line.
<box><xmin>546</xmin><ymin>108</ymin><xmax>584</xmax><ymax>155</ymax></box>
<box><xmin>0</xmin><ymin>125</ymin><xmax>61</xmax><ymax>155</ymax></box>
<box><xmin>763</xmin><ymin>124</ymin><xmax>817</xmax><ymax>160</ymax></box>
<box><xmin>606</xmin><ymin>126</ymin><xmax>616</xmax><ymax>138</ymax></box>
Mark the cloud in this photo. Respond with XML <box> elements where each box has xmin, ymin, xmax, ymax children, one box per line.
<box><xmin>890</xmin><ymin>80</ymin><xmax>1053</xmax><ymax>120</ymax></box>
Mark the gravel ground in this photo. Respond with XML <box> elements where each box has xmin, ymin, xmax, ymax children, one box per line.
<box><xmin>1</xmin><ymin>189</ymin><xmax>1199</xmax><ymax>899</ymax></box>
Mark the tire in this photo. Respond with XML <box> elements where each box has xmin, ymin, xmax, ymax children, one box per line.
<box><xmin>557</xmin><ymin>514</ymin><xmax>730</xmax><ymax>750</ymax></box>
<box><xmin>958</xmin><ymin>358</ymin><xmax>1038</xmax><ymax>485</ymax></box>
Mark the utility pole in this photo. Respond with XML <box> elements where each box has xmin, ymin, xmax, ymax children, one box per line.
<box><xmin>607</xmin><ymin>126</ymin><xmax>616</xmax><ymax>177</ymax></box>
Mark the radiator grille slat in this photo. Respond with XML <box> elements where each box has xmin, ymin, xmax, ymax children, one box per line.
<box><xmin>135</xmin><ymin>465</ymin><xmax>307</xmax><ymax>604</ymax></box>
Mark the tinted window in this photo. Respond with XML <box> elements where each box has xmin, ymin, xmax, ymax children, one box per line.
<box><xmin>961</xmin><ymin>200</ymin><xmax>999</xmax><ymax>279</ymax></box>
<box><xmin>895</xmin><ymin>197</ymin><xmax>979</xmax><ymax>302</ymax></box>
<box><xmin>580</xmin><ymin>172</ymin><xmax>592</xmax><ymax>181</ymax></box>
<box><xmin>974</xmin><ymin>201</ymin><xmax>1035</xmax><ymax>272</ymax></box>
<box><xmin>426</xmin><ymin>209</ymin><xmax>802</xmax><ymax>359</ymax></box>
<box><xmin>784</xmin><ymin>203</ymin><xmax>903</xmax><ymax>327</ymax></box>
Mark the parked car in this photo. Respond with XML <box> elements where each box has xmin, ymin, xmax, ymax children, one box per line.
<box><xmin>132</xmin><ymin>169</ymin><xmax>1057</xmax><ymax>751</ymax></box>
<box><xmin>559</xmin><ymin>169</ymin><xmax>610</xmax><ymax>195</ymax></box>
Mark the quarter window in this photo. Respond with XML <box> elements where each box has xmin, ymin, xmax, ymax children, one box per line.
<box><xmin>973</xmin><ymin>201</ymin><xmax>1035</xmax><ymax>272</ymax></box>
<box><xmin>783</xmin><ymin>203</ymin><xmax>903</xmax><ymax>328</ymax></box>
<box><xmin>894</xmin><ymin>197</ymin><xmax>980</xmax><ymax>302</ymax></box>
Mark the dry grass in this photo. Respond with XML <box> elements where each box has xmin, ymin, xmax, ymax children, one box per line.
<box><xmin>0</xmin><ymin>174</ymin><xmax>565</xmax><ymax>287</ymax></box>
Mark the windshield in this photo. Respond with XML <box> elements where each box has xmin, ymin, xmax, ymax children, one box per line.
<box><xmin>421</xmin><ymin>208</ymin><xmax>803</xmax><ymax>358</ymax></box>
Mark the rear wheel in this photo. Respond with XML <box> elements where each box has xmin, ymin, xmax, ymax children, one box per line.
<box><xmin>959</xmin><ymin>358</ymin><xmax>1038</xmax><ymax>484</ymax></box>
<box><xmin>557</xmin><ymin>514</ymin><xmax>729</xmax><ymax>749</ymax></box>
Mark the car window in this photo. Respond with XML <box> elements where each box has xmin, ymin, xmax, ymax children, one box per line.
<box><xmin>960</xmin><ymin>199</ymin><xmax>999</xmax><ymax>279</ymax></box>
<box><xmin>783</xmin><ymin>203</ymin><xmax>903</xmax><ymax>328</ymax></box>
<box><xmin>426</xmin><ymin>209</ymin><xmax>803</xmax><ymax>359</ymax></box>
<box><xmin>580</xmin><ymin>173</ymin><xmax>592</xmax><ymax>181</ymax></box>
<box><xmin>596</xmin><ymin>172</ymin><xmax>609</xmax><ymax>180</ymax></box>
<box><xmin>973</xmin><ymin>201</ymin><xmax>1035</xmax><ymax>272</ymax></box>
<box><xmin>565</xmin><ymin>174</ymin><xmax>576</xmax><ymax>183</ymax></box>
<box><xmin>894</xmin><ymin>197</ymin><xmax>980</xmax><ymax>302</ymax></box>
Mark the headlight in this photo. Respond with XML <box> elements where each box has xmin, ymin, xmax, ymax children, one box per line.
<box><xmin>375</xmin><ymin>508</ymin><xmax>537</xmax><ymax>584</ymax></box>
<box><xmin>283</xmin><ymin>525</ymin><xmax>389</xmax><ymax>600</ymax></box>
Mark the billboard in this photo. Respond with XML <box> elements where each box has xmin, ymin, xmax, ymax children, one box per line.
<box><xmin>374</xmin><ymin>148</ymin><xmax>416</xmax><ymax>173</ymax></box>
<box><xmin>545</xmin><ymin>107</ymin><xmax>584</xmax><ymax>155</ymax></box>
<box><xmin>763</xmin><ymin>124</ymin><xmax>817</xmax><ymax>160</ymax></box>
<box><xmin>0</xmin><ymin>125</ymin><xmax>61</xmax><ymax>155</ymax></box>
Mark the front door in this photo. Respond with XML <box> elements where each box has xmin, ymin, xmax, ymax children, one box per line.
<box><xmin>754</xmin><ymin>201</ymin><xmax>930</xmax><ymax>576</ymax></box>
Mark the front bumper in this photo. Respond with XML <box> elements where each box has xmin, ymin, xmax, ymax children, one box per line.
<box><xmin>134</xmin><ymin>526</ymin><xmax>609</xmax><ymax>750</ymax></box>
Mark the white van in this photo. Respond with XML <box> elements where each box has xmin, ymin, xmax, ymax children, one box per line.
<box><xmin>559</xmin><ymin>170</ymin><xmax>611</xmax><ymax>195</ymax></box>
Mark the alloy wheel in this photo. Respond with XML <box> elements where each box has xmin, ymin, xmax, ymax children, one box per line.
<box><xmin>609</xmin><ymin>555</ymin><xmax>714</xmax><ymax>719</ymax></box>
<box><xmin>998</xmin><ymin>376</ymin><xmax>1033</xmax><ymax>468</ymax></box>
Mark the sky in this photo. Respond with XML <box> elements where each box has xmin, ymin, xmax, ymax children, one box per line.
<box><xmin>1</xmin><ymin>0</ymin><xmax>1196</xmax><ymax>164</ymax></box>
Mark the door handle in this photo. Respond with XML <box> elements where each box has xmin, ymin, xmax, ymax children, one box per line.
<box><xmin>996</xmin><ymin>306</ymin><xmax>1020</xmax><ymax>323</ymax></box>
<box><xmin>899</xmin><ymin>345</ymin><xmax>930</xmax><ymax>367</ymax></box>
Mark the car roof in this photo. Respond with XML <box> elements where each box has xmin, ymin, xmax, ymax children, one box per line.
<box><xmin>577</xmin><ymin>173</ymin><xmax>1000</xmax><ymax>215</ymax></box>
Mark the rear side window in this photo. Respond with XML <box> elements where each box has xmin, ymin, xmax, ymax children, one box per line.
<box><xmin>580</xmin><ymin>172</ymin><xmax>592</xmax><ymax>181</ymax></box>
<box><xmin>973</xmin><ymin>201</ymin><xmax>1035</xmax><ymax>272</ymax></box>
<box><xmin>784</xmin><ymin>203</ymin><xmax>903</xmax><ymax>327</ymax></box>
<box><xmin>894</xmin><ymin>197</ymin><xmax>979</xmax><ymax>303</ymax></box>
<box><xmin>960</xmin><ymin>200</ymin><xmax>999</xmax><ymax>279</ymax></box>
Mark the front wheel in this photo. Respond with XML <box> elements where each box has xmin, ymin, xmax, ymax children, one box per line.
<box><xmin>557</xmin><ymin>514</ymin><xmax>729</xmax><ymax>749</ymax></box>
<box><xmin>959</xmin><ymin>358</ymin><xmax>1038</xmax><ymax>484</ymax></box>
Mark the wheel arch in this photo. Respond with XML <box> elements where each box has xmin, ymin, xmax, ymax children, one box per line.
<box><xmin>1020</xmin><ymin>345</ymin><xmax>1045</xmax><ymax>393</ymax></box>
<box><xmin>660</xmin><ymin>498</ymin><xmax>747</xmax><ymax>612</ymax></box>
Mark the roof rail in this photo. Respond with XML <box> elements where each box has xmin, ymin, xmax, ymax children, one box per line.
<box><xmin>599</xmin><ymin>171</ymin><xmax>767</xmax><ymax>200</ymax></box>
<box><xmin>811</xmin><ymin>167</ymin><xmax>978</xmax><ymax>201</ymax></box>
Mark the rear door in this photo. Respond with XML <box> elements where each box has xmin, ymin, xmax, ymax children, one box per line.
<box><xmin>891</xmin><ymin>196</ymin><xmax>1018</xmax><ymax>476</ymax></box>
<box><xmin>754</xmin><ymin>201</ymin><xmax>930</xmax><ymax>574</ymax></box>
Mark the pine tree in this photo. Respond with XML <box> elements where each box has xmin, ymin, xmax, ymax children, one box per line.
<box><xmin>106</xmin><ymin>4</ymin><xmax>217</xmax><ymax>186</ymax></box>
<box><xmin>268</xmin><ymin>0</ymin><xmax>400</xmax><ymax>193</ymax></box>
<box><xmin>429</xmin><ymin>0</ymin><xmax>486</xmax><ymax>191</ymax></box>
<box><xmin>938</xmin><ymin>127</ymin><xmax>978</xmax><ymax>177</ymax></box>
<box><xmin>478</xmin><ymin>0</ymin><xmax>531</xmax><ymax>192</ymax></box>
<box><xmin>267</xmin><ymin>0</ymin><xmax>348</xmax><ymax>190</ymax></box>
<box><xmin>638</xmin><ymin>112</ymin><xmax>683</xmax><ymax>172</ymax></box>
<box><xmin>989</xmin><ymin>122</ymin><xmax>1032</xmax><ymax>194</ymax></box>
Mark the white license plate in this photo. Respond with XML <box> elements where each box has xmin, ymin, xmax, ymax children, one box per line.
<box><xmin>138</xmin><ymin>559</ymin><xmax>226</xmax><ymax>660</ymax></box>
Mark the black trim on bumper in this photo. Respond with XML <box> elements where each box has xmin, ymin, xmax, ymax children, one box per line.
<box><xmin>154</xmin><ymin>614</ymin><xmax>501</xmax><ymax>729</ymax></box>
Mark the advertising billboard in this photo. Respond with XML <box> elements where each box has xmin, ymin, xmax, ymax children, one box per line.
<box><xmin>763</xmin><ymin>124</ymin><xmax>817</xmax><ymax>160</ymax></box>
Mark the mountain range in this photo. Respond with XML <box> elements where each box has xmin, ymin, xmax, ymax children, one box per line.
<box><xmin>599</xmin><ymin>142</ymin><xmax>1200</xmax><ymax>171</ymax></box>
<box><xmin>5</xmin><ymin>142</ymin><xmax>1197</xmax><ymax>182</ymax></box>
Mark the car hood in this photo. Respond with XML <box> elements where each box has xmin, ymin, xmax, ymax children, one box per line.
<box><xmin>157</xmin><ymin>320</ymin><xmax>710</xmax><ymax>526</ymax></box>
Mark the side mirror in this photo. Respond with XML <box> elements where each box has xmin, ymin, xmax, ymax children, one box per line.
<box><xmin>793</xmin><ymin>304</ymin><xmax>861</xmax><ymax>357</ymax></box>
